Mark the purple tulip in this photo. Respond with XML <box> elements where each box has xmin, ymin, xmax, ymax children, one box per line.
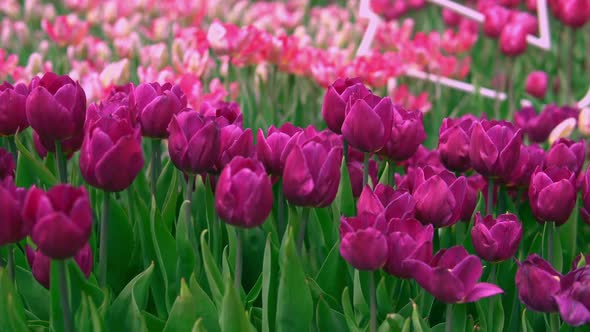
<box><xmin>438</xmin><ymin>115</ymin><xmax>477</xmax><ymax>172</ymax></box>
<box><xmin>515</xmin><ymin>254</ymin><xmax>562</xmax><ymax>312</ymax></box>
<box><xmin>529</xmin><ymin>166</ymin><xmax>576</xmax><ymax>225</ymax></box>
<box><xmin>26</xmin><ymin>244</ymin><xmax>93</xmax><ymax>289</ymax></box>
<box><xmin>79</xmin><ymin>106</ymin><xmax>144</xmax><ymax>192</ymax></box>
<box><xmin>357</xmin><ymin>184</ymin><xmax>416</xmax><ymax>220</ymax></box>
<box><xmin>553</xmin><ymin>266</ymin><xmax>590</xmax><ymax>326</ymax></box>
<box><xmin>340</xmin><ymin>213</ymin><xmax>388</xmax><ymax>270</ymax></box>
<box><xmin>506</xmin><ymin>144</ymin><xmax>545</xmax><ymax>187</ymax></box>
<box><xmin>469</xmin><ymin>120</ymin><xmax>522</xmax><ymax>178</ymax></box>
<box><xmin>283</xmin><ymin>138</ymin><xmax>343</xmax><ymax>208</ymax></box>
<box><xmin>347</xmin><ymin>148</ymin><xmax>378</xmax><ymax>198</ymax></box>
<box><xmin>215</xmin><ymin>157</ymin><xmax>273</xmax><ymax>228</ymax></box>
<box><xmin>384</xmin><ymin>218</ymin><xmax>433</xmax><ymax>278</ymax></box>
<box><xmin>582</xmin><ymin>166</ymin><xmax>590</xmax><ymax>224</ymax></box>
<box><xmin>256</xmin><ymin>123</ymin><xmax>301</xmax><ymax>176</ymax></box>
<box><xmin>545</xmin><ymin>138</ymin><xmax>585</xmax><ymax>175</ymax></box>
<box><xmin>515</xmin><ymin>105</ymin><xmax>579</xmax><ymax>143</ymax></box>
<box><xmin>23</xmin><ymin>185</ymin><xmax>93</xmax><ymax>259</ymax></box>
<box><xmin>379</xmin><ymin>105</ymin><xmax>426</xmax><ymax>161</ymax></box>
<box><xmin>200</xmin><ymin>100</ymin><xmax>243</xmax><ymax>128</ymax></box>
<box><xmin>0</xmin><ymin>148</ymin><xmax>15</xmax><ymax>180</ymax></box>
<box><xmin>216</xmin><ymin>125</ymin><xmax>254</xmax><ymax>171</ymax></box>
<box><xmin>135</xmin><ymin>82</ymin><xmax>186</xmax><ymax>138</ymax></box>
<box><xmin>471</xmin><ymin>212</ymin><xmax>523</xmax><ymax>262</ymax></box>
<box><xmin>168</xmin><ymin>111</ymin><xmax>220</xmax><ymax>174</ymax></box>
<box><xmin>322</xmin><ymin>78</ymin><xmax>371</xmax><ymax>134</ymax></box>
<box><xmin>85</xmin><ymin>90</ymin><xmax>137</xmax><ymax>129</ymax></box>
<box><xmin>0</xmin><ymin>177</ymin><xmax>28</xmax><ymax>245</ymax></box>
<box><xmin>25</xmin><ymin>72</ymin><xmax>86</xmax><ymax>151</ymax></box>
<box><xmin>341</xmin><ymin>94</ymin><xmax>394</xmax><ymax>153</ymax></box>
<box><xmin>403</xmin><ymin>145</ymin><xmax>445</xmax><ymax>172</ymax></box>
<box><xmin>0</xmin><ymin>81</ymin><xmax>29</xmax><ymax>136</ymax></box>
<box><xmin>406</xmin><ymin>246</ymin><xmax>503</xmax><ymax>303</ymax></box>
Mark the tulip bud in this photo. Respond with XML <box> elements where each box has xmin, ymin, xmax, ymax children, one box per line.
<box><xmin>0</xmin><ymin>177</ymin><xmax>28</xmax><ymax>245</ymax></box>
<box><xmin>529</xmin><ymin>166</ymin><xmax>576</xmax><ymax>225</ymax></box>
<box><xmin>216</xmin><ymin>125</ymin><xmax>254</xmax><ymax>171</ymax></box>
<box><xmin>214</xmin><ymin>157</ymin><xmax>273</xmax><ymax>228</ymax></box>
<box><xmin>200</xmin><ymin>101</ymin><xmax>243</xmax><ymax>128</ymax></box>
<box><xmin>515</xmin><ymin>105</ymin><xmax>578</xmax><ymax>143</ymax></box>
<box><xmin>0</xmin><ymin>148</ymin><xmax>15</xmax><ymax>180</ymax></box>
<box><xmin>500</xmin><ymin>23</ymin><xmax>528</xmax><ymax>56</ymax></box>
<box><xmin>559</xmin><ymin>0</ymin><xmax>590</xmax><ymax>28</ymax></box>
<box><xmin>378</xmin><ymin>105</ymin><xmax>425</xmax><ymax>161</ymax></box>
<box><xmin>469</xmin><ymin>120</ymin><xmax>522</xmax><ymax>178</ymax></box>
<box><xmin>23</xmin><ymin>185</ymin><xmax>93</xmax><ymax>259</ymax></box>
<box><xmin>442</xmin><ymin>8</ymin><xmax>462</xmax><ymax>27</ymax></box>
<box><xmin>580</xmin><ymin>165</ymin><xmax>590</xmax><ymax>224</ymax></box>
<box><xmin>406</xmin><ymin>246</ymin><xmax>503</xmax><ymax>303</ymax></box>
<box><xmin>340</xmin><ymin>213</ymin><xmax>388</xmax><ymax>270</ymax></box>
<box><xmin>545</xmin><ymin>138</ymin><xmax>585</xmax><ymax>175</ymax></box>
<box><xmin>256</xmin><ymin>123</ymin><xmax>301</xmax><ymax>176</ymax></box>
<box><xmin>483</xmin><ymin>5</ymin><xmax>511</xmax><ymax>38</ymax></box>
<box><xmin>135</xmin><ymin>82</ymin><xmax>187</xmax><ymax>138</ymax></box>
<box><xmin>0</xmin><ymin>82</ymin><xmax>29</xmax><ymax>136</ymax></box>
<box><xmin>471</xmin><ymin>212</ymin><xmax>523</xmax><ymax>262</ymax></box>
<box><xmin>384</xmin><ymin>218</ymin><xmax>433</xmax><ymax>278</ymax></box>
<box><xmin>342</xmin><ymin>94</ymin><xmax>394</xmax><ymax>153</ymax></box>
<box><xmin>322</xmin><ymin>78</ymin><xmax>370</xmax><ymax>134</ymax></box>
<box><xmin>515</xmin><ymin>254</ymin><xmax>562</xmax><ymax>312</ymax></box>
<box><xmin>283</xmin><ymin>139</ymin><xmax>343</xmax><ymax>208</ymax></box>
<box><xmin>507</xmin><ymin>144</ymin><xmax>545</xmax><ymax>187</ymax></box>
<box><xmin>168</xmin><ymin>111</ymin><xmax>220</xmax><ymax>175</ymax></box>
<box><xmin>25</xmin><ymin>72</ymin><xmax>86</xmax><ymax>150</ymax></box>
<box><xmin>525</xmin><ymin>71</ymin><xmax>549</xmax><ymax>99</ymax></box>
<box><xmin>357</xmin><ymin>184</ymin><xmax>416</xmax><ymax>220</ymax></box>
<box><xmin>553</xmin><ymin>266</ymin><xmax>590</xmax><ymax>326</ymax></box>
<box><xmin>438</xmin><ymin>115</ymin><xmax>477</xmax><ymax>172</ymax></box>
<box><xmin>26</xmin><ymin>244</ymin><xmax>92</xmax><ymax>289</ymax></box>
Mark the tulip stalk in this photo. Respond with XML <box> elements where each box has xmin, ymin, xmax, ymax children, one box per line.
<box><xmin>297</xmin><ymin>208</ymin><xmax>311</xmax><ymax>254</ymax></box>
<box><xmin>57</xmin><ymin>260</ymin><xmax>74</xmax><ymax>332</ymax></box>
<box><xmin>150</xmin><ymin>139</ymin><xmax>161</xmax><ymax>197</ymax></box>
<box><xmin>445</xmin><ymin>303</ymin><xmax>453</xmax><ymax>332</ymax></box>
<box><xmin>369</xmin><ymin>271</ymin><xmax>376</xmax><ymax>332</ymax></box>
<box><xmin>55</xmin><ymin>141</ymin><xmax>68</xmax><ymax>183</ymax></box>
<box><xmin>98</xmin><ymin>191</ymin><xmax>110</xmax><ymax>287</ymax></box>
<box><xmin>363</xmin><ymin>152</ymin><xmax>370</xmax><ymax>187</ymax></box>
<box><xmin>234</xmin><ymin>228</ymin><xmax>243</xmax><ymax>291</ymax></box>
<box><xmin>7</xmin><ymin>244</ymin><xmax>14</xmax><ymax>281</ymax></box>
<box><xmin>277</xmin><ymin>180</ymin><xmax>286</xmax><ymax>238</ymax></box>
<box><xmin>184</xmin><ymin>175</ymin><xmax>197</xmax><ymax>254</ymax></box>
<box><xmin>7</xmin><ymin>135</ymin><xmax>17</xmax><ymax>165</ymax></box>
<box><xmin>565</xmin><ymin>29</ymin><xmax>574</xmax><ymax>103</ymax></box>
<box><xmin>486</xmin><ymin>178</ymin><xmax>494</xmax><ymax>215</ymax></box>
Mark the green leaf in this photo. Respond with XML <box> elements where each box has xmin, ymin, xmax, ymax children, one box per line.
<box><xmin>315</xmin><ymin>240</ymin><xmax>349</xmax><ymax>305</ymax></box>
<box><xmin>107</xmin><ymin>263</ymin><xmax>155</xmax><ymax>332</ymax></box>
<box><xmin>49</xmin><ymin>261</ymin><xmax>65</xmax><ymax>332</ymax></box>
<box><xmin>0</xmin><ymin>268</ymin><xmax>28</xmax><ymax>332</ymax></box>
<box><xmin>14</xmin><ymin>134</ymin><xmax>58</xmax><ymax>188</ymax></box>
<box><xmin>411</xmin><ymin>301</ymin><xmax>431</xmax><ymax>332</ymax></box>
<box><xmin>143</xmin><ymin>310</ymin><xmax>165</xmax><ymax>332</ymax></box>
<box><xmin>337</xmin><ymin>158</ymin><xmax>356</xmax><ymax>217</ymax></box>
<box><xmin>106</xmin><ymin>194</ymin><xmax>137</xmax><ymax>293</ymax></box>
<box><xmin>276</xmin><ymin>228</ymin><xmax>313</xmax><ymax>332</ymax></box>
<box><xmin>163</xmin><ymin>278</ymin><xmax>220</xmax><ymax>332</ymax></box>
<box><xmin>451</xmin><ymin>303</ymin><xmax>467</xmax><ymax>332</ymax></box>
<box><xmin>246</xmin><ymin>273</ymin><xmax>263</xmax><ymax>305</ymax></box>
<box><xmin>560</xmin><ymin>196</ymin><xmax>580</xmax><ymax>269</ymax></box>
<box><xmin>262</xmin><ymin>235</ymin><xmax>278</xmax><ymax>332</ymax></box>
<box><xmin>75</xmin><ymin>293</ymin><xmax>104</xmax><ymax>332</ymax></box>
<box><xmin>316</xmin><ymin>296</ymin><xmax>349</xmax><ymax>332</ymax></box>
<box><xmin>176</xmin><ymin>200</ymin><xmax>196</xmax><ymax>295</ymax></box>
<box><xmin>219</xmin><ymin>276</ymin><xmax>255</xmax><ymax>332</ymax></box>
<box><xmin>492</xmin><ymin>295</ymin><xmax>505</xmax><ymax>332</ymax></box>
<box><xmin>521</xmin><ymin>309</ymin><xmax>533</xmax><ymax>332</ymax></box>
<box><xmin>342</xmin><ymin>288</ymin><xmax>360</xmax><ymax>332</ymax></box>
<box><xmin>353</xmin><ymin>270</ymin><xmax>369</xmax><ymax>324</ymax></box>
<box><xmin>15</xmin><ymin>265</ymin><xmax>50</xmax><ymax>321</ymax></box>
<box><xmin>200</xmin><ymin>229</ymin><xmax>224</xmax><ymax>307</ymax></box>
<box><xmin>159</xmin><ymin>163</ymin><xmax>180</xmax><ymax>231</ymax></box>
<box><xmin>188</xmin><ymin>274</ymin><xmax>221</xmax><ymax>332</ymax></box>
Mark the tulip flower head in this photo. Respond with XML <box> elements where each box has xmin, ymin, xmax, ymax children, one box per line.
<box><xmin>545</xmin><ymin>138</ymin><xmax>585</xmax><ymax>175</ymax></box>
<box><xmin>553</xmin><ymin>266</ymin><xmax>590</xmax><ymax>326</ymax></box>
<box><xmin>471</xmin><ymin>212</ymin><xmax>523</xmax><ymax>262</ymax></box>
<box><xmin>379</xmin><ymin>105</ymin><xmax>426</xmax><ymax>161</ymax></box>
<box><xmin>469</xmin><ymin>120</ymin><xmax>522</xmax><ymax>178</ymax></box>
<box><xmin>0</xmin><ymin>177</ymin><xmax>28</xmax><ymax>245</ymax></box>
<box><xmin>322</xmin><ymin>77</ymin><xmax>371</xmax><ymax>134</ymax></box>
<box><xmin>135</xmin><ymin>82</ymin><xmax>187</xmax><ymax>138</ymax></box>
<box><xmin>438</xmin><ymin>115</ymin><xmax>478</xmax><ymax>172</ymax></box>
<box><xmin>0</xmin><ymin>148</ymin><xmax>15</xmax><ymax>180</ymax></box>
<box><xmin>528</xmin><ymin>166</ymin><xmax>576</xmax><ymax>225</ymax></box>
<box><xmin>525</xmin><ymin>71</ymin><xmax>549</xmax><ymax>99</ymax></box>
<box><xmin>516</xmin><ymin>254</ymin><xmax>562</xmax><ymax>312</ymax></box>
<box><xmin>26</xmin><ymin>244</ymin><xmax>93</xmax><ymax>289</ymax></box>
<box><xmin>384</xmin><ymin>217</ymin><xmax>433</xmax><ymax>278</ymax></box>
<box><xmin>0</xmin><ymin>81</ymin><xmax>29</xmax><ymax>136</ymax></box>
<box><xmin>256</xmin><ymin>123</ymin><xmax>302</xmax><ymax>176</ymax></box>
<box><xmin>341</xmin><ymin>94</ymin><xmax>394</xmax><ymax>153</ymax></box>
<box><xmin>340</xmin><ymin>213</ymin><xmax>388</xmax><ymax>270</ymax></box>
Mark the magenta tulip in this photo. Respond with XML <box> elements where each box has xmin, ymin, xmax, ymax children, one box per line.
<box><xmin>471</xmin><ymin>212</ymin><xmax>523</xmax><ymax>262</ymax></box>
<box><xmin>26</xmin><ymin>244</ymin><xmax>93</xmax><ymax>289</ymax></box>
<box><xmin>516</xmin><ymin>254</ymin><xmax>562</xmax><ymax>312</ymax></box>
<box><xmin>0</xmin><ymin>81</ymin><xmax>29</xmax><ymax>136</ymax></box>
<box><xmin>525</xmin><ymin>71</ymin><xmax>549</xmax><ymax>99</ymax></box>
<box><xmin>379</xmin><ymin>105</ymin><xmax>425</xmax><ymax>161</ymax></box>
<box><xmin>341</xmin><ymin>94</ymin><xmax>394</xmax><ymax>153</ymax></box>
<box><xmin>322</xmin><ymin>78</ymin><xmax>371</xmax><ymax>134</ymax></box>
<box><xmin>469</xmin><ymin>120</ymin><xmax>522</xmax><ymax>178</ymax></box>
<box><xmin>545</xmin><ymin>138</ymin><xmax>585</xmax><ymax>175</ymax></box>
<box><xmin>529</xmin><ymin>166</ymin><xmax>576</xmax><ymax>225</ymax></box>
<box><xmin>200</xmin><ymin>100</ymin><xmax>243</xmax><ymax>128</ymax></box>
<box><xmin>135</xmin><ymin>82</ymin><xmax>186</xmax><ymax>138</ymax></box>
<box><xmin>256</xmin><ymin>123</ymin><xmax>301</xmax><ymax>176</ymax></box>
<box><xmin>357</xmin><ymin>184</ymin><xmax>416</xmax><ymax>221</ymax></box>
<box><xmin>0</xmin><ymin>177</ymin><xmax>28</xmax><ymax>245</ymax></box>
<box><xmin>438</xmin><ymin>115</ymin><xmax>478</xmax><ymax>172</ymax></box>
<box><xmin>0</xmin><ymin>148</ymin><xmax>15</xmax><ymax>180</ymax></box>
<box><xmin>340</xmin><ymin>213</ymin><xmax>388</xmax><ymax>270</ymax></box>
<box><xmin>216</xmin><ymin>124</ymin><xmax>254</xmax><ymax>171</ymax></box>
<box><xmin>384</xmin><ymin>217</ymin><xmax>433</xmax><ymax>278</ymax></box>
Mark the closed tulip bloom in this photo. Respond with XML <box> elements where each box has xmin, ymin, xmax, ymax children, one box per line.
<box><xmin>200</xmin><ymin>101</ymin><xmax>243</xmax><ymax>128</ymax></box>
<box><xmin>483</xmin><ymin>5</ymin><xmax>511</xmax><ymax>38</ymax></box>
<box><xmin>379</xmin><ymin>105</ymin><xmax>426</xmax><ymax>161</ymax></box>
<box><xmin>525</xmin><ymin>71</ymin><xmax>549</xmax><ymax>99</ymax></box>
<box><xmin>357</xmin><ymin>184</ymin><xmax>416</xmax><ymax>220</ymax></box>
<box><xmin>471</xmin><ymin>212</ymin><xmax>523</xmax><ymax>262</ymax></box>
<box><xmin>322</xmin><ymin>78</ymin><xmax>371</xmax><ymax>134</ymax></box>
<box><xmin>340</xmin><ymin>213</ymin><xmax>388</xmax><ymax>270</ymax></box>
<box><xmin>404</xmin><ymin>145</ymin><xmax>446</xmax><ymax>172</ymax></box>
<box><xmin>32</xmin><ymin>131</ymin><xmax>83</xmax><ymax>160</ymax></box>
<box><xmin>215</xmin><ymin>157</ymin><xmax>273</xmax><ymax>228</ymax></box>
<box><xmin>545</xmin><ymin>138</ymin><xmax>585</xmax><ymax>175</ymax></box>
<box><xmin>79</xmin><ymin>116</ymin><xmax>144</xmax><ymax>192</ymax></box>
<box><xmin>384</xmin><ymin>218</ymin><xmax>433</xmax><ymax>278</ymax></box>
<box><xmin>85</xmin><ymin>91</ymin><xmax>137</xmax><ymax>129</ymax></box>
<box><xmin>135</xmin><ymin>82</ymin><xmax>187</xmax><ymax>138</ymax></box>
<box><xmin>500</xmin><ymin>23</ymin><xmax>528</xmax><ymax>56</ymax></box>
<box><xmin>515</xmin><ymin>105</ymin><xmax>579</xmax><ymax>143</ymax></box>
<box><xmin>0</xmin><ymin>148</ymin><xmax>15</xmax><ymax>180</ymax></box>
<box><xmin>507</xmin><ymin>144</ymin><xmax>545</xmax><ymax>187</ymax></box>
<box><xmin>0</xmin><ymin>82</ymin><xmax>29</xmax><ymax>136</ymax></box>
<box><xmin>516</xmin><ymin>254</ymin><xmax>562</xmax><ymax>312</ymax></box>
<box><xmin>406</xmin><ymin>246</ymin><xmax>503</xmax><ymax>303</ymax></box>
<box><xmin>256</xmin><ymin>123</ymin><xmax>301</xmax><ymax>176</ymax></box>
<box><xmin>469</xmin><ymin>120</ymin><xmax>522</xmax><ymax>178</ymax></box>
<box><xmin>23</xmin><ymin>185</ymin><xmax>92</xmax><ymax>259</ymax></box>
<box><xmin>529</xmin><ymin>166</ymin><xmax>576</xmax><ymax>225</ymax></box>
<box><xmin>168</xmin><ymin>111</ymin><xmax>220</xmax><ymax>174</ymax></box>
<box><xmin>342</xmin><ymin>94</ymin><xmax>394</xmax><ymax>153</ymax></box>
<box><xmin>0</xmin><ymin>177</ymin><xmax>28</xmax><ymax>245</ymax></box>
<box><xmin>216</xmin><ymin>125</ymin><xmax>254</xmax><ymax>171</ymax></box>
<box><xmin>26</xmin><ymin>244</ymin><xmax>93</xmax><ymax>289</ymax></box>
<box><xmin>553</xmin><ymin>266</ymin><xmax>590</xmax><ymax>326</ymax></box>
<box><xmin>283</xmin><ymin>138</ymin><xmax>343</xmax><ymax>208</ymax></box>
<box><xmin>438</xmin><ymin>115</ymin><xmax>477</xmax><ymax>172</ymax></box>
<box><xmin>25</xmin><ymin>72</ymin><xmax>86</xmax><ymax>149</ymax></box>
<box><xmin>559</xmin><ymin>0</ymin><xmax>590</xmax><ymax>27</ymax></box>
<box><xmin>581</xmin><ymin>165</ymin><xmax>590</xmax><ymax>224</ymax></box>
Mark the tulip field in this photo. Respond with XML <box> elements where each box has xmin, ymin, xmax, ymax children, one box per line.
<box><xmin>2</xmin><ymin>0</ymin><xmax>590</xmax><ymax>331</ymax></box>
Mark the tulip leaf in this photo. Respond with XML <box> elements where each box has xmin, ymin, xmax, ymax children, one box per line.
<box><xmin>159</xmin><ymin>162</ymin><xmax>180</xmax><ymax>232</ymax></box>
<box><xmin>15</xmin><ymin>265</ymin><xmax>50</xmax><ymax>321</ymax></box>
<box><xmin>0</xmin><ymin>268</ymin><xmax>29</xmax><ymax>332</ymax></box>
<box><xmin>316</xmin><ymin>241</ymin><xmax>349</xmax><ymax>307</ymax></box>
<box><xmin>188</xmin><ymin>274</ymin><xmax>221</xmax><ymax>332</ymax></box>
<box><xmin>106</xmin><ymin>194</ymin><xmax>137</xmax><ymax>293</ymax></box>
<box><xmin>245</xmin><ymin>273</ymin><xmax>263</xmax><ymax>305</ymax></box>
<box><xmin>559</xmin><ymin>196</ymin><xmax>580</xmax><ymax>269</ymax></box>
<box><xmin>49</xmin><ymin>261</ymin><xmax>66</xmax><ymax>332</ymax></box>
<box><xmin>376</xmin><ymin>276</ymin><xmax>393</xmax><ymax>315</ymax></box>
<box><xmin>521</xmin><ymin>309</ymin><xmax>534</xmax><ymax>332</ymax></box>
<box><xmin>14</xmin><ymin>135</ymin><xmax>58</xmax><ymax>188</ymax></box>
<box><xmin>451</xmin><ymin>303</ymin><xmax>467</xmax><ymax>332</ymax></box>
<box><xmin>176</xmin><ymin>200</ymin><xmax>196</xmax><ymax>295</ymax></box>
<box><xmin>276</xmin><ymin>228</ymin><xmax>313</xmax><ymax>332</ymax></box>
<box><xmin>316</xmin><ymin>295</ymin><xmax>349</xmax><ymax>332</ymax></box>
<box><xmin>219</xmin><ymin>276</ymin><xmax>256</xmax><ymax>332</ymax></box>
<box><xmin>163</xmin><ymin>279</ymin><xmax>220</xmax><ymax>332</ymax></box>
<box><xmin>143</xmin><ymin>310</ymin><xmax>165</xmax><ymax>332</ymax></box>
<box><xmin>353</xmin><ymin>270</ymin><xmax>369</xmax><ymax>324</ymax></box>
<box><xmin>337</xmin><ymin>158</ymin><xmax>356</xmax><ymax>217</ymax></box>
<box><xmin>492</xmin><ymin>295</ymin><xmax>505</xmax><ymax>332</ymax></box>
<box><xmin>262</xmin><ymin>235</ymin><xmax>278</xmax><ymax>332</ymax></box>
<box><xmin>200</xmin><ymin>229</ymin><xmax>224</xmax><ymax>307</ymax></box>
<box><xmin>106</xmin><ymin>262</ymin><xmax>154</xmax><ymax>332</ymax></box>
<box><xmin>341</xmin><ymin>288</ymin><xmax>360</xmax><ymax>332</ymax></box>
<box><xmin>75</xmin><ymin>293</ymin><xmax>104</xmax><ymax>332</ymax></box>
<box><xmin>155</xmin><ymin>159</ymin><xmax>175</xmax><ymax>208</ymax></box>
<box><xmin>410</xmin><ymin>300</ymin><xmax>431</xmax><ymax>332</ymax></box>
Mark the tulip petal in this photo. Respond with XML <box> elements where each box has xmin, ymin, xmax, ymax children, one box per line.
<box><xmin>554</xmin><ymin>294</ymin><xmax>590</xmax><ymax>326</ymax></box>
<box><xmin>452</xmin><ymin>255</ymin><xmax>483</xmax><ymax>292</ymax></box>
<box><xmin>26</xmin><ymin>87</ymin><xmax>75</xmax><ymax>140</ymax></box>
<box><xmin>95</xmin><ymin>134</ymin><xmax>144</xmax><ymax>192</ymax></box>
<box><xmin>470</xmin><ymin>122</ymin><xmax>499</xmax><ymax>175</ymax></box>
<box><xmin>342</xmin><ymin>100</ymin><xmax>385</xmax><ymax>152</ymax></box>
<box><xmin>462</xmin><ymin>282</ymin><xmax>503</xmax><ymax>303</ymax></box>
<box><xmin>283</xmin><ymin>145</ymin><xmax>314</xmax><ymax>205</ymax></box>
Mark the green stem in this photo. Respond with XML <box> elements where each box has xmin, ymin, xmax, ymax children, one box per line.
<box><xmin>185</xmin><ymin>175</ymin><xmax>197</xmax><ymax>254</ymax></box>
<box><xmin>487</xmin><ymin>178</ymin><xmax>494</xmax><ymax>215</ymax></box>
<box><xmin>343</xmin><ymin>139</ymin><xmax>349</xmax><ymax>163</ymax></box>
<box><xmin>297</xmin><ymin>208</ymin><xmax>311</xmax><ymax>254</ymax></box>
<box><xmin>278</xmin><ymin>179</ymin><xmax>285</xmax><ymax>238</ymax></box>
<box><xmin>57</xmin><ymin>260</ymin><xmax>74</xmax><ymax>332</ymax></box>
<box><xmin>566</xmin><ymin>29</ymin><xmax>574</xmax><ymax>103</ymax></box>
<box><xmin>363</xmin><ymin>152</ymin><xmax>370</xmax><ymax>187</ymax></box>
<box><xmin>445</xmin><ymin>303</ymin><xmax>453</xmax><ymax>332</ymax></box>
<box><xmin>549</xmin><ymin>312</ymin><xmax>560</xmax><ymax>332</ymax></box>
<box><xmin>7</xmin><ymin>245</ymin><xmax>14</xmax><ymax>282</ymax></box>
<box><xmin>99</xmin><ymin>191</ymin><xmax>110</xmax><ymax>287</ymax></box>
<box><xmin>7</xmin><ymin>135</ymin><xmax>17</xmax><ymax>164</ymax></box>
<box><xmin>127</xmin><ymin>189</ymin><xmax>147</xmax><ymax>266</ymax></box>
<box><xmin>548</xmin><ymin>222</ymin><xmax>555</xmax><ymax>265</ymax></box>
<box><xmin>150</xmin><ymin>139</ymin><xmax>161</xmax><ymax>198</ymax></box>
<box><xmin>369</xmin><ymin>271</ymin><xmax>377</xmax><ymax>332</ymax></box>
<box><xmin>234</xmin><ymin>228</ymin><xmax>243</xmax><ymax>291</ymax></box>
<box><xmin>488</xmin><ymin>263</ymin><xmax>497</xmax><ymax>328</ymax></box>
<box><xmin>55</xmin><ymin>141</ymin><xmax>68</xmax><ymax>183</ymax></box>
<box><xmin>388</xmin><ymin>161</ymin><xmax>395</xmax><ymax>187</ymax></box>
<box><xmin>506</xmin><ymin>59</ymin><xmax>515</xmax><ymax>120</ymax></box>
